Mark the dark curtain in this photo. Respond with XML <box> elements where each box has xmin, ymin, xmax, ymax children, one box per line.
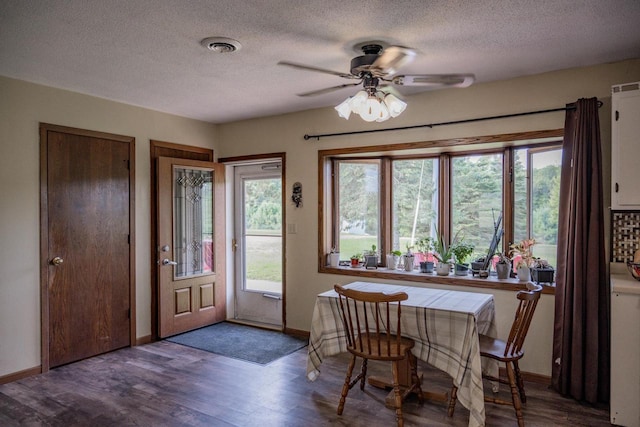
<box><xmin>552</xmin><ymin>97</ymin><xmax>609</xmax><ymax>404</ymax></box>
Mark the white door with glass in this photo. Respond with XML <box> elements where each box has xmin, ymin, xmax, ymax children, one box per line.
<box><xmin>233</xmin><ymin>163</ymin><xmax>283</xmax><ymax>327</ymax></box>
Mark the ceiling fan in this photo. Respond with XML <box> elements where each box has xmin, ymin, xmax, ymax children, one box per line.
<box><xmin>278</xmin><ymin>43</ymin><xmax>475</xmax><ymax>97</ymax></box>
<box><xmin>278</xmin><ymin>43</ymin><xmax>474</xmax><ymax>122</ymax></box>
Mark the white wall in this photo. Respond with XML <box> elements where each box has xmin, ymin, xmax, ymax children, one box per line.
<box><xmin>0</xmin><ymin>76</ymin><xmax>218</xmax><ymax>377</ymax></box>
<box><xmin>217</xmin><ymin>59</ymin><xmax>640</xmax><ymax>377</ymax></box>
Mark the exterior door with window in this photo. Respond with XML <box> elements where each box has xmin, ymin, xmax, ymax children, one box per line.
<box><xmin>157</xmin><ymin>157</ymin><xmax>226</xmax><ymax>338</ymax></box>
<box><xmin>233</xmin><ymin>163</ymin><xmax>283</xmax><ymax>327</ymax></box>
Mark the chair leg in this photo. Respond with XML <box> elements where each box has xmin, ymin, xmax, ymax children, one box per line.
<box><xmin>338</xmin><ymin>355</ymin><xmax>357</xmax><ymax>415</ymax></box>
<box><xmin>513</xmin><ymin>360</ymin><xmax>526</xmax><ymax>403</ymax></box>
<box><xmin>447</xmin><ymin>385</ymin><xmax>458</xmax><ymax>417</ymax></box>
<box><xmin>391</xmin><ymin>360</ymin><xmax>404</xmax><ymax>427</ymax></box>
<box><xmin>505</xmin><ymin>361</ymin><xmax>525</xmax><ymax>427</ymax></box>
<box><xmin>408</xmin><ymin>353</ymin><xmax>424</xmax><ymax>404</ymax></box>
<box><xmin>359</xmin><ymin>358</ymin><xmax>368</xmax><ymax>390</ymax></box>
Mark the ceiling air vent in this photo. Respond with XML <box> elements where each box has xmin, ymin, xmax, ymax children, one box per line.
<box><xmin>201</xmin><ymin>37</ymin><xmax>242</xmax><ymax>53</ymax></box>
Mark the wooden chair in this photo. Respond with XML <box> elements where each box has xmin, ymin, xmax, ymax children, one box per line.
<box><xmin>333</xmin><ymin>284</ymin><xmax>423</xmax><ymax>427</ymax></box>
<box><xmin>447</xmin><ymin>283</ymin><xmax>543</xmax><ymax>427</ymax></box>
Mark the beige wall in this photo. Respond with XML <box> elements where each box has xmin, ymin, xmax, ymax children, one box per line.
<box><xmin>0</xmin><ymin>76</ymin><xmax>218</xmax><ymax>377</ymax></box>
<box><xmin>218</xmin><ymin>58</ymin><xmax>640</xmax><ymax>377</ymax></box>
<box><xmin>1</xmin><ymin>58</ymin><xmax>639</xmax><ymax>379</ymax></box>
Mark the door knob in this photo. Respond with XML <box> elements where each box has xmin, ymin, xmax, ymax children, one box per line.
<box><xmin>51</xmin><ymin>256</ymin><xmax>64</xmax><ymax>266</ymax></box>
<box><xmin>162</xmin><ymin>259</ymin><xmax>178</xmax><ymax>266</ymax></box>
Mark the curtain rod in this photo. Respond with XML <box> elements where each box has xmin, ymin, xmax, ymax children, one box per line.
<box><xmin>303</xmin><ymin>100</ymin><xmax>603</xmax><ymax>141</ymax></box>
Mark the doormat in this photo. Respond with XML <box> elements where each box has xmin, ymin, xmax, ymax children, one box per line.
<box><xmin>165</xmin><ymin>322</ymin><xmax>308</xmax><ymax>365</ymax></box>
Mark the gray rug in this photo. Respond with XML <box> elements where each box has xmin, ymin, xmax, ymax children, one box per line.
<box><xmin>165</xmin><ymin>322</ymin><xmax>307</xmax><ymax>365</ymax></box>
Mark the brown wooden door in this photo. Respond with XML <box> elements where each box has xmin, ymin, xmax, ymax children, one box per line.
<box><xmin>42</xmin><ymin>125</ymin><xmax>133</xmax><ymax>369</ymax></box>
<box><xmin>157</xmin><ymin>157</ymin><xmax>226</xmax><ymax>338</ymax></box>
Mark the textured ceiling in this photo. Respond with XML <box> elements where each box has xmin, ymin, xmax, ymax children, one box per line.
<box><xmin>1</xmin><ymin>0</ymin><xmax>640</xmax><ymax>124</ymax></box>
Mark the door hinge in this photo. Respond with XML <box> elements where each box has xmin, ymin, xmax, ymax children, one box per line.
<box><xmin>232</xmin><ymin>238</ymin><xmax>238</xmax><ymax>252</ymax></box>
<box><xmin>615</xmin><ymin>110</ymin><xmax>619</xmax><ymax>121</ymax></box>
<box><xmin>127</xmin><ymin>234</ymin><xmax>130</xmax><ymax>244</ymax></box>
<box><xmin>127</xmin><ymin>308</ymin><xmax>131</xmax><ymax>319</ymax></box>
<box><xmin>615</xmin><ymin>182</ymin><xmax>619</xmax><ymax>193</ymax></box>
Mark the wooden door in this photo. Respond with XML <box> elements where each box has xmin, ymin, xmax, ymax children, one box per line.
<box><xmin>40</xmin><ymin>124</ymin><xmax>134</xmax><ymax>369</ymax></box>
<box><xmin>157</xmin><ymin>157</ymin><xmax>226</xmax><ymax>338</ymax></box>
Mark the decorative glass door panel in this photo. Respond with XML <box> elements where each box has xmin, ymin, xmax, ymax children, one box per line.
<box><xmin>173</xmin><ymin>168</ymin><xmax>214</xmax><ymax>278</ymax></box>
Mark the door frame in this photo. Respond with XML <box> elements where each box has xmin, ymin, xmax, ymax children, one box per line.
<box><xmin>219</xmin><ymin>153</ymin><xmax>287</xmax><ymax>331</ymax></box>
<box><xmin>149</xmin><ymin>140</ymin><xmax>213</xmax><ymax>340</ymax></box>
<box><xmin>39</xmin><ymin>123</ymin><xmax>136</xmax><ymax>373</ymax></box>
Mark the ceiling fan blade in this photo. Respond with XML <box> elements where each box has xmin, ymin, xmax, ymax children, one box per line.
<box><xmin>370</xmin><ymin>46</ymin><xmax>416</xmax><ymax>75</ymax></box>
<box><xmin>392</xmin><ymin>74</ymin><xmax>476</xmax><ymax>88</ymax></box>
<box><xmin>278</xmin><ymin>61</ymin><xmax>358</xmax><ymax>79</ymax></box>
<box><xmin>297</xmin><ymin>82</ymin><xmax>362</xmax><ymax>97</ymax></box>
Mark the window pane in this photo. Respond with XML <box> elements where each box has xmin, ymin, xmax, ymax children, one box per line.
<box><xmin>451</xmin><ymin>154</ymin><xmax>503</xmax><ymax>259</ymax></box>
<box><xmin>173</xmin><ymin>167</ymin><xmax>213</xmax><ymax>277</ymax></box>
<box><xmin>392</xmin><ymin>159</ymin><xmax>438</xmax><ymax>252</ymax></box>
<box><xmin>513</xmin><ymin>149</ymin><xmax>529</xmax><ymax>244</ymax></box>
<box><xmin>531</xmin><ymin>149</ymin><xmax>561</xmax><ymax>268</ymax></box>
<box><xmin>513</xmin><ymin>147</ymin><xmax>562</xmax><ymax>269</ymax></box>
<box><xmin>337</xmin><ymin>161</ymin><xmax>380</xmax><ymax>259</ymax></box>
<box><xmin>244</xmin><ymin>177</ymin><xmax>282</xmax><ymax>292</ymax></box>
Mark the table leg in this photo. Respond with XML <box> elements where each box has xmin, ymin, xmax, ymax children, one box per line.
<box><xmin>367</xmin><ymin>353</ymin><xmax>449</xmax><ymax>407</ymax></box>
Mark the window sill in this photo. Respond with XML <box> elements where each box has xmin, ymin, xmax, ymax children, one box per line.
<box><xmin>319</xmin><ymin>265</ymin><xmax>556</xmax><ymax>295</ymax></box>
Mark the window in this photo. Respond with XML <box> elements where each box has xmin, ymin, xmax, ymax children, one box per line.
<box><xmin>392</xmin><ymin>158</ymin><xmax>438</xmax><ymax>252</ymax></box>
<box><xmin>320</xmin><ymin>129</ymin><xmax>564</xmax><ymax>289</ymax></box>
<box><xmin>335</xmin><ymin>160</ymin><xmax>380</xmax><ymax>259</ymax></box>
<box><xmin>513</xmin><ymin>147</ymin><xmax>562</xmax><ymax>268</ymax></box>
<box><xmin>451</xmin><ymin>153</ymin><xmax>503</xmax><ymax>259</ymax></box>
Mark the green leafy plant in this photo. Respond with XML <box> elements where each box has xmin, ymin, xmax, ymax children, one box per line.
<box><xmin>433</xmin><ymin>233</ymin><xmax>453</xmax><ymax>263</ymax></box>
<box><xmin>415</xmin><ymin>237</ymin><xmax>434</xmax><ymax>254</ymax></box>
<box><xmin>451</xmin><ymin>242</ymin><xmax>474</xmax><ymax>265</ymax></box>
<box><xmin>364</xmin><ymin>244</ymin><xmax>377</xmax><ymax>256</ymax></box>
<box><xmin>390</xmin><ymin>249</ymin><xmax>402</xmax><ymax>257</ymax></box>
<box><xmin>350</xmin><ymin>253</ymin><xmax>362</xmax><ymax>260</ymax></box>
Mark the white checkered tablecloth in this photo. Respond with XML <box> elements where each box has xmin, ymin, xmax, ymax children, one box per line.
<box><xmin>306</xmin><ymin>281</ymin><xmax>497</xmax><ymax>427</ymax></box>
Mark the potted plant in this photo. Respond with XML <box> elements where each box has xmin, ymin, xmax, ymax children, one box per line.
<box><xmin>415</xmin><ymin>237</ymin><xmax>435</xmax><ymax>273</ymax></box>
<box><xmin>531</xmin><ymin>258</ymin><xmax>555</xmax><ymax>285</ymax></box>
<box><xmin>451</xmin><ymin>242</ymin><xmax>474</xmax><ymax>276</ymax></box>
<box><xmin>402</xmin><ymin>244</ymin><xmax>415</xmax><ymax>272</ymax></box>
<box><xmin>363</xmin><ymin>244</ymin><xmax>378</xmax><ymax>269</ymax></box>
<box><xmin>494</xmin><ymin>252</ymin><xmax>511</xmax><ymax>279</ymax></box>
<box><xmin>386</xmin><ymin>249</ymin><xmax>402</xmax><ymax>270</ymax></box>
<box><xmin>433</xmin><ymin>234</ymin><xmax>453</xmax><ymax>276</ymax></box>
<box><xmin>350</xmin><ymin>253</ymin><xmax>362</xmax><ymax>268</ymax></box>
<box><xmin>510</xmin><ymin>238</ymin><xmax>536</xmax><ymax>282</ymax></box>
<box><xmin>327</xmin><ymin>247</ymin><xmax>340</xmax><ymax>267</ymax></box>
<box><xmin>470</xmin><ymin>256</ymin><xmax>486</xmax><ymax>273</ymax></box>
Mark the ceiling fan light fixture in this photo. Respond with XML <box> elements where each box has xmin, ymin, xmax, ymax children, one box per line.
<box><xmin>335</xmin><ymin>89</ymin><xmax>405</xmax><ymax>122</ymax></box>
<box><xmin>335</xmin><ymin>98</ymin><xmax>352</xmax><ymax>120</ymax></box>
<box><xmin>383</xmin><ymin>93</ymin><xmax>407</xmax><ymax>118</ymax></box>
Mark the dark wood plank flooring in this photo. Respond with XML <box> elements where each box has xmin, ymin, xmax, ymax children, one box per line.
<box><xmin>0</xmin><ymin>340</ymin><xmax>609</xmax><ymax>426</ymax></box>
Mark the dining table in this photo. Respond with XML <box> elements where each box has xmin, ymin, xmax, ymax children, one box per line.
<box><xmin>306</xmin><ymin>281</ymin><xmax>497</xmax><ymax>427</ymax></box>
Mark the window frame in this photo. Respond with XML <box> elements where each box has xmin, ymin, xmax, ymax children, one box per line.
<box><xmin>318</xmin><ymin>129</ymin><xmax>563</xmax><ymax>294</ymax></box>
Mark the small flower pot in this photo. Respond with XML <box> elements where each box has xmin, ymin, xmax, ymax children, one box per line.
<box><xmin>531</xmin><ymin>267</ymin><xmax>554</xmax><ymax>284</ymax></box>
<box><xmin>454</xmin><ymin>263</ymin><xmax>470</xmax><ymax>276</ymax></box>
<box><xmin>517</xmin><ymin>265</ymin><xmax>531</xmax><ymax>282</ymax></box>
<box><xmin>364</xmin><ymin>255</ymin><xmax>378</xmax><ymax>269</ymax></box>
<box><xmin>403</xmin><ymin>254</ymin><xmax>415</xmax><ymax>271</ymax></box>
<box><xmin>350</xmin><ymin>258</ymin><xmax>360</xmax><ymax>268</ymax></box>
<box><xmin>435</xmin><ymin>262</ymin><xmax>450</xmax><ymax>276</ymax></box>
<box><xmin>496</xmin><ymin>263</ymin><xmax>511</xmax><ymax>279</ymax></box>
<box><xmin>419</xmin><ymin>261</ymin><xmax>434</xmax><ymax>273</ymax></box>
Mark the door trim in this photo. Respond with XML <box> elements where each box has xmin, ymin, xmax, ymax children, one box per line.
<box><xmin>219</xmin><ymin>152</ymin><xmax>286</xmax><ymax>331</ymax></box>
<box><xmin>39</xmin><ymin>123</ymin><xmax>136</xmax><ymax>373</ymax></box>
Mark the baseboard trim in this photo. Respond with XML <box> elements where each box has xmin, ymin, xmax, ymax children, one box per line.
<box><xmin>136</xmin><ymin>335</ymin><xmax>152</xmax><ymax>346</ymax></box>
<box><xmin>284</xmin><ymin>326</ymin><xmax>309</xmax><ymax>340</ymax></box>
<box><xmin>498</xmin><ymin>367</ymin><xmax>551</xmax><ymax>385</ymax></box>
<box><xmin>0</xmin><ymin>366</ymin><xmax>41</xmax><ymax>384</ymax></box>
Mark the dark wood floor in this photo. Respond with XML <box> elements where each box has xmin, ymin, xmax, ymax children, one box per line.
<box><xmin>0</xmin><ymin>340</ymin><xmax>610</xmax><ymax>426</ymax></box>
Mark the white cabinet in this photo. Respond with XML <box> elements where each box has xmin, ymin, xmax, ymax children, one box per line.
<box><xmin>610</xmin><ymin>265</ymin><xmax>640</xmax><ymax>426</ymax></box>
<box><xmin>611</xmin><ymin>82</ymin><xmax>640</xmax><ymax>209</ymax></box>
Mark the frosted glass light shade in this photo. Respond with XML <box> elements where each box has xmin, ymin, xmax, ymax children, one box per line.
<box><xmin>384</xmin><ymin>93</ymin><xmax>407</xmax><ymax>117</ymax></box>
<box><xmin>334</xmin><ymin>89</ymin><xmax>405</xmax><ymax>122</ymax></box>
